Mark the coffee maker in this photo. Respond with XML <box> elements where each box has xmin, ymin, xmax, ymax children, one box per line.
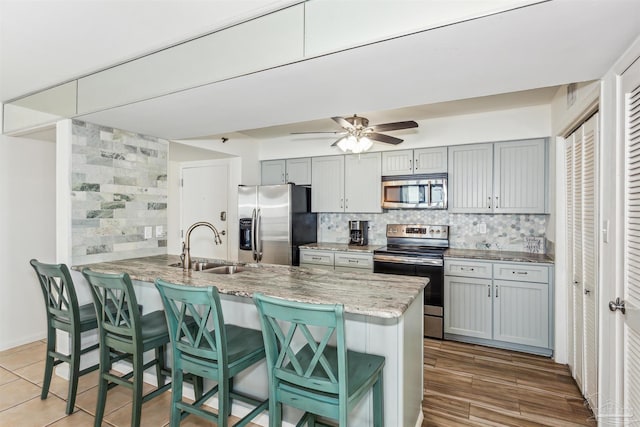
<box><xmin>348</xmin><ymin>220</ymin><xmax>369</xmax><ymax>246</ymax></box>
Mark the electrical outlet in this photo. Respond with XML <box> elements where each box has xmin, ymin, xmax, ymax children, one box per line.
<box><xmin>144</xmin><ymin>226</ymin><xmax>152</xmax><ymax>239</ymax></box>
<box><xmin>155</xmin><ymin>225</ymin><xmax>164</xmax><ymax>238</ymax></box>
<box><xmin>479</xmin><ymin>223</ymin><xmax>487</xmax><ymax>234</ymax></box>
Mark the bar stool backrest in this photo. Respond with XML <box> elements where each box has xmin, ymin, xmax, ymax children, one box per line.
<box><xmin>253</xmin><ymin>293</ymin><xmax>347</xmax><ymax>397</ymax></box>
<box><xmin>81</xmin><ymin>269</ymin><xmax>142</xmax><ymax>350</ymax></box>
<box><xmin>155</xmin><ymin>279</ymin><xmax>228</xmax><ymax>364</ymax></box>
<box><xmin>30</xmin><ymin>260</ymin><xmax>81</xmax><ymax>330</ymax></box>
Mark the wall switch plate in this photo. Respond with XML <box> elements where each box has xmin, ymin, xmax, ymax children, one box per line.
<box><xmin>144</xmin><ymin>226</ymin><xmax>152</xmax><ymax>239</ymax></box>
<box><xmin>479</xmin><ymin>223</ymin><xmax>487</xmax><ymax>234</ymax></box>
<box><xmin>155</xmin><ymin>225</ymin><xmax>164</xmax><ymax>238</ymax></box>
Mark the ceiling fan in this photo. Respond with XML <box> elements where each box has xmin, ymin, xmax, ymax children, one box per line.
<box><xmin>292</xmin><ymin>114</ymin><xmax>418</xmax><ymax>153</ymax></box>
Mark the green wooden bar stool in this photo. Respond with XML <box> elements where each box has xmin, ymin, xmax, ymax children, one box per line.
<box><xmin>155</xmin><ymin>279</ymin><xmax>268</xmax><ymax>427</ymax></box>
<box><xmin>82</xmin><ymin>268</ymin><xmax>172</xmax><ymax>427</ymax></box>
<box><xmin>29</xmin><ymin>259</ymin><xmax>101</xmax><ymax>415</ymax></box>
<box><xmin>253</xmin><ymin>293</ymin><xmax>385</xmax><ymax>427</ymax></box>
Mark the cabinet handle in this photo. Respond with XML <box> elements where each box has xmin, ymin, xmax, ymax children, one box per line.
<box><xmin>495</xmin><ymin>196</ymin><xmax>499</xmax><ymax>209</ymax></box>
<box><xmin>415</xmin><ymin>159</ymin><xmax>419</xmax><ymax>170</ymax></box>
<box><xmin>495</xmin><ymin>286</ymin><xmax>499</xmax><ymax>298</ymax></box>
<box><xmin>312</xmin><ymin>256</ymin><xmax>322</xmax><ymax>261</ymax></box>
<box><xmin>488</xmin><ymin>196</ymin><xmax>491</xmax><ymax>209</ymax></box>
<box><xmin>348</xmin><ymin>259</ymin><xmax>357</xmax><ymax>263</ymax></box>
<box><xmin>460</xmin><ymin>267</ymin><xmax>475</xmax><ymax>271</ymax></box>
<box><xmin>345</xmin><ymin>198</ymin><xmax>349</xmax><ymax>209</ymax></box>
<box><xmin>513</xmin><ymin>271</ymin><xmax>528</xmax><ymax>275</ymax></box>
<box><xmin>585</xmin><ymin>289</ymin><xmax>591</xmax><ymax>295</ymax></box>
<box><xmin>340</xmin><ymin>198</ymin><xmax>343</xmax><ymax>208</ymax></box>
<box><xmin>282</xmin><ymin>173</ymin><xmax>285</xmax><ymax>182</ymax></box>
<box><xmin>286</xmin><ymin>173</ymin><xmax>289</xmax><ymax>182</ymax></box>
<box><xmin>409</xmin><ymin>159</ymin><xmax>412</xmax><ymax>170</ymax></box>
<box><xmin>487</xmin><ymin>285</ymin><xmax>491</xmax><ymax>297</ymax></box>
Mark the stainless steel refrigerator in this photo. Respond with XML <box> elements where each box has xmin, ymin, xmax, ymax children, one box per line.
<box><xmin>238</xmin><ymin>184</ymin><xmax>317</xmax><ymax>265</ymax></box>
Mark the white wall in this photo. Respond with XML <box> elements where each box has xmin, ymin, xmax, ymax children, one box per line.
<box><xmin>0</xmin><ymin>133</ymin><xmax>56</xmax><ymax>351</ymax></box>
<box><xmin>259</xmin><ymin>105</ymin><xmax>551</xmax><ymax>159</ymax></box>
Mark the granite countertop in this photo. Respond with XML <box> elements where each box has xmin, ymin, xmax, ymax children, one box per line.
<box><xmin>299</xmin><ymin>242</ymin><xmax>382</xmax><ymax>253</ymax></box>
<box><xmin>74</xmin><ymin>255</ymin><xmax>425</xmax><ymax>319</ymax></box>
<box><xmin>444</xmin><ymin>248</ymin><xmax>554</xmax><ymax>264</ymax></box>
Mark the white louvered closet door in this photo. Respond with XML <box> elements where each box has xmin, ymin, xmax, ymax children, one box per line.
<box><xmin>565</xmin><ymin>134</ymin><xmax>576</xmax><ymax>378</ymax></box>
<box><xmin>582</xmin><ymin>114</ymin><xmax>598</xmax><ymax>410</ymax></box>
<box><xmin>622</xmin><ymin>57</ymin><xmax>640</xmax><ymax>424</ymax></box>
<box><xmin>565</xmin><ymin>112</ymin><xmax>599</xmax><ymax>407</ymax></box>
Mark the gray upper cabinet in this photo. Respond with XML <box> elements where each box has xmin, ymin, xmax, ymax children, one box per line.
<box><xmin>448</xmin><ymin>139</ymin><xmax>547</xmax><ymax>214</ymax></box>
<box><xmin>261</xmin><ymin>158</ymin><xmax>311</xmax><ymax>185</ymax></box>
<box><xmin>382</xmin><ymin>147</ymin><xmax>447</xmax><ymax>175</ymax></box>
<box><xmin>312</xmin><ymin>153</ymin><xmax>382</xmax><ymax>213</ymax></box>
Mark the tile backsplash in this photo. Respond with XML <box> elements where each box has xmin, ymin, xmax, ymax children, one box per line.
<box><xmin>319</xmin><ymin>211</ymin><xmax>549</xmax><ymax>252</ymax></box>
<box><xmin>71</xmin><ymin>121</ymin><xmax>168</xmax><ymax>264</ymax></box>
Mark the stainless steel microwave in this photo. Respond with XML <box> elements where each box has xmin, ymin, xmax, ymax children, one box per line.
<box><xmin>381</xmin><ymin>174</ymin><xmax>448</xmax><ymax>209</ymax></box>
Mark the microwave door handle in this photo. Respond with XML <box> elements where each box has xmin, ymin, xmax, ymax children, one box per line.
<box><xmin>426</xmin><ymin>182</ymin><xmax>432</xmax><ymax>206</ymax></box>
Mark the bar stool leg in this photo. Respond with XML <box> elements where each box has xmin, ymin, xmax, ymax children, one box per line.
<box><xmin>373</xmin><ymin>373</ymin><xmax>384</xmax><ymax>427</ymax></box>
<box><xmin>41</xmin><ymin>327</ymin><xmax>56</xmax><ymax>400</ymax></box>
<box><xmin>131</xmin><ymin>351</ymin><xmax>144</xmax><ymax>427</ymax></box>
<box><xmin>66</xmin><ymin>330</ymin><xmax>81</xmax><ymax>414</ymax></box>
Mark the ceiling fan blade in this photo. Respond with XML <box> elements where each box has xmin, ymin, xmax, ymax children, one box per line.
<box><xmin>369</xmin><ymin>120</ymin><xmax>418</xmax><ymax>132</ymax></box>
<box><xmin>332</xmin><ymin>116</ymin><xmax>356</xmax><ymax>130</ymax></box>
<box><xmin>291</xmin><ymin>131</ymin><xmax>344</xmax><ymax>135</ymax></box>
<box><xmin>367</xmin><ymin>132</ymin><xmax>404</xmax><ymax>145</ymax></box>
<box><xmin>331</xmin><ymin>136</ymin><xmax>348</xmax><ymax>147</ymax></box>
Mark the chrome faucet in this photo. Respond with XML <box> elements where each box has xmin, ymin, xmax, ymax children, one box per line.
<box><xmin>181</xmin><ymin>221</ymin><xmax>223</xmax><ymax>271</ymax></box>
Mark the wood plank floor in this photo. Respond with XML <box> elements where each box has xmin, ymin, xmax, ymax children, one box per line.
<box><xmin>423</xmin><ymin>339</ymin><xmax>596</xmax><ymax>427</ymax></box>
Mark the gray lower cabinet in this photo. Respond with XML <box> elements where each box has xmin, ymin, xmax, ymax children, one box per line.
<box><xmin>444</xmin><ymin>258</ymin><xmax>552</xmax><ymax>355</ymax></box>
<box><xmin>300</xmin><ymin>249</ymin><xmax>373</xmax><ymax>272</ymax></box>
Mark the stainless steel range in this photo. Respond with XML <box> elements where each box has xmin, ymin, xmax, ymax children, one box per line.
<box><xmin>373</xmin><ymin>224</ymin><xmax>449</xmax><ymax>339</ymax></box>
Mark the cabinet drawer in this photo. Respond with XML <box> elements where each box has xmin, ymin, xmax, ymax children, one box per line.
<box><xmin>444</xmin><ymin>259</ymin><xmax>492</xmax><ymax>279</ymax></box>
<box><xmin>334</xmin><ymin>252</ymin><xmax>372</xmax><ymax>270</ymax></box>
<box><xmin>493</xmin><ymin>263</ymin><xmax>549</xmax><ymax>283</ymax></box>
<box><xmin>300</xmin><ymin>250</ymin><xmax>334</xmax><ymax>266</ymax></box>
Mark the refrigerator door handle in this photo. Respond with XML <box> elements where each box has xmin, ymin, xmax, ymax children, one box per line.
<box><xmin>251</xmin><ymin>208</ymin><xmax>257</xmax><ymax>261</ymax></box>
<box><xmin>256</xmin><ymin>208</ymin><xmax>262</xmax><ymax>261</ymax></box>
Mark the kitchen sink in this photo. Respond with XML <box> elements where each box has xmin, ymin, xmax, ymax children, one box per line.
<box><xmin>204</xmin><ymin>265</ymin><xmax>245</xmax><ymax>275</ymax></box>
<box><xmin>168</xmin><ymin>261</ymin><xmax>245</xmax><ymax>272</ymax></box>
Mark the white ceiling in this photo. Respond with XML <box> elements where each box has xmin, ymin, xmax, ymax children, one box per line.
<box><xmin>1</xmin><ymin>0</ymin><xmax>640</xmax><ymax>141</ymax></box>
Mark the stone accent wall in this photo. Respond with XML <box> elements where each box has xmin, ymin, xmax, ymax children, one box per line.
<box><xmin>319</xmin><ymin>211</ymin><xmax>549</xmax><ymax>253</ymax></box>
<box><xmin>71</xmin><ymin>121</ymin><xmax>168</xmax><ymax>264</ymax></box>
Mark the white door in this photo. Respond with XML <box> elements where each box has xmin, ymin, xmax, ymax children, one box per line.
<box><xmin>582</xmin><ymin>114</ymin><xmax>598</xmax><ymax>411</ymax></box>
<box><xmin>181</xmin><ymin>162</ymin><xmax>229</xmax><ymax>261</ymax></box>
<box><xmin>572</xmin><ymin>129</ymin><xmax>585</xmax><ymax>390</ymax></box>
<box><xmin>620</xmin><ymin>56</ymin><xmax>640</xmax><ymax>424</ymax></box>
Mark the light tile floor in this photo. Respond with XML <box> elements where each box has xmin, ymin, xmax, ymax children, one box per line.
<box><xmin>0</xmin><ymin>340</ymin><xmax>261</xmax><ymax>426</ymax></box>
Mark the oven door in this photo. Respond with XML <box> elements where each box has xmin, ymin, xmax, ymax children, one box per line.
<box><xmin>373</xmin><ymin>254</ymin><xmax>444</xmax><ymax>339</ymax></box>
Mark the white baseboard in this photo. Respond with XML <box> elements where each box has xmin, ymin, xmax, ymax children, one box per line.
<box><xmin>0</xmin><ymin>333</ymin><xmax>45</xmax><ymax>352</ymax></box>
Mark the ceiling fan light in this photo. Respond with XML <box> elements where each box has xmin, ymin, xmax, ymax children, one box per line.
<box><xmin>359</xmin><ymin>136</ymin><xmax>373</xmax><ymax>151</ymax></box>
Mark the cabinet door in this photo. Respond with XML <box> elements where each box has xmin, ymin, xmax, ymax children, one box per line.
<box><xmin>344</xmin><ymin>152</ymin><xmax>382</xmax><ymax>213</ymax></box>
<box><xmin>414</xmin><ymin>147</ymin><xmax>447</xmax><ymax>174</ymax></box>
<box><xmin>285</xmin><ymin>157</ymin><xmax>311</xmax><ymax>185</ymax></box>
<box><xmin>381</xmin><ymin>150</ymin><xmax>413</xmax><ymax>175</ymax></box>
<box><xmin>311</xmin><ymin>156</ymin><xmax>345</xmax><ymax>212</ymax></box>
<box><xmin>493</xmin><ymin>279</ymin><xmax>549</xmax><ymax>348</ymax></box>
<box><xmin>444</xmin><ymin>276</ymin><xmax>492</xmax><ymax>339</ymax></box>
<box><xmin>493</xmin><ymin>139</ymin><xmax>546</xmax><ymax>213</ymax></box>
<box><xmin>448</xmin><ymin>144</ymin><xmax>493</xmax><ymax>213</ymax></box>
<box><xmin>300</xmin><ymin>249</ymin><xmax>335</xmax><ymax>268</ymax></box>
<box><xmin>261</xmin><ymin>159</ymin><xmax>286</xmax><ymax>185</ymax></box>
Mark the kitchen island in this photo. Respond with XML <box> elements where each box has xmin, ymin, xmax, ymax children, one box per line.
<box><xmin>75</xmin><ymin>254</ymin><xmax>426</xmax><ymax>427</ymax></box>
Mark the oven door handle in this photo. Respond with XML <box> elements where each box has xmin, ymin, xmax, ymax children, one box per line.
<box><xmin>373</xmin><ymin>254</ymin><xmax>443</xmax><ymax>266</ymax></box>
